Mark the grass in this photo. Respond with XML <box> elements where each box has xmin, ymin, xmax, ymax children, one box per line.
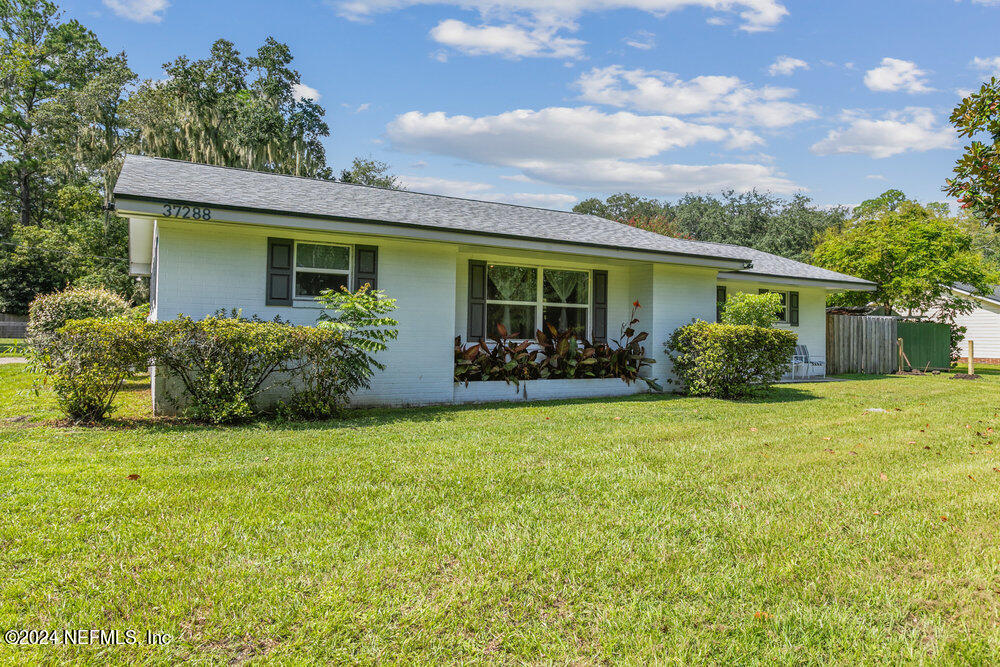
<box><xmin>0</xmin><ymin>338</ymin><xmax>25</xmax><ymax>357</ymax></box>
<box><xmin>2</xmin><ymin>364</ymin><xmax>1000</xmax><ymax>663</ymax></box>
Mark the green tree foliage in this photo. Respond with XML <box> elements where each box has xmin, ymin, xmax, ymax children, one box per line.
<box><xmin>0</xmin><ymin>0</ymin><xmax>105</xmax><ymax>225</ymax></box>
<box><xmin>339</xmin><ymin>156</ymin><xmax>403</xmax><ymax>189</ymax></box>
<box><xmin>0</xmin><ymin>223</ymin><xmax>74</xmax><ymax>313</ymax></box>
<box><xmin>666</xmin><ymin>320</ymin><xmax>797</xmax><ymax>398</ymax></box>
<box><xmin>574</xmin><ymin>191</ymin><xmax>845</xmax><ymax>262</ymax></box>
<box><xmin>947</xmin><ymin>78</ymin><xmax>1000</xmax><ymax>226</ymax></box>
<box><xmin>813</xmin><ymin>191</ymin><xmax>999</xmax><ymax>315</ymax></box>
<box><xmin>720</xmin><ymin>292</ymin><xmax>784</xmax><ymax>328</ymax></box>
<box><xmin>127</xmin><ymin>37</ymin><xmax>331</xmax><ymax>178</ymax></box>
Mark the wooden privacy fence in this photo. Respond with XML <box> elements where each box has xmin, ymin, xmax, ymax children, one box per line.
<box><xmin>826</xmin><ymin>314</ymin><xmax>898</xmax><ymax>374</ymax></box>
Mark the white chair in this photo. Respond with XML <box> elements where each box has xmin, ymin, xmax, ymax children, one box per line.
<box><xmin>791</xmin><ymin>345</ymin><xmax>826</xmax><ymax>379</ymax></box>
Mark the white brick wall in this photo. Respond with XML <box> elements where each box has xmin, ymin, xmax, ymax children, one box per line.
<box><xmin>150</xmin><ymin>218</ymin><xmax>835</xmax><ymax>411</ymax></box>
<box><xmin>153</xmin><ymin>220</ymin><xmax>458</xmax><ymax>411</ymax></box>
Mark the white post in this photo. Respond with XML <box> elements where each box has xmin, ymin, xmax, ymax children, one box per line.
<box><xmin>968</xmin><ymin>340</ymin><xmax>975</xmax><ymax>375</ymax></box>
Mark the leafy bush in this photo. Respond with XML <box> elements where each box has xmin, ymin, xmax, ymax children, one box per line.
<box><xmin>455</xmin><ymin>302</ymin><xmax>659</xmax><ymax>390</ymax></box>
<box><xmin>666</xmin><ymin>320</ymin><xmax>797</xmax><ymax>398</ymax></box>
<box><xmin>29</xmin><ymin>317</ymin><xmax>153</xmax><ymax>422</ymax></box>
<box><xmin>150</xmin><ymin>311</ymin><xmax>309</xmax><ymax>424</ymax></box>
<box><xmin>283</xmin><ymin>286</ymin><xmax>399</xmax><ymax>419</ymax></box>
<box><xmin>720</xmin><ymin>291</ymin><xmax>784</xmax><ymax>327</ymax></box>
<box><xmin>27</xmin><ymin>287</ymin><xmax>131</xmax><ymax>344</ymax></box>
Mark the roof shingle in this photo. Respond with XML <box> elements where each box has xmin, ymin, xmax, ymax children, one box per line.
<box><xmin>114</xmin><ymin>155</ymin><xmax>872</xmax><ymax>287</ymax></box>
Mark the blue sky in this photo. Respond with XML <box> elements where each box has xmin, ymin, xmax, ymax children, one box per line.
<box><xmin>62</xmin><ymin>0</ymin><xmax>1000</xmax><ymax>210</ymax></box>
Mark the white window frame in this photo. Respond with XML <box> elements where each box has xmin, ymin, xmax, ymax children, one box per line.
<box><xmin>293</xmin><ymin>240</ymin><xmax>352</xmax><ymax>302</ymax></box>
<box><xmin>484</xmin><ymin>263</ymin><xmax>592</xmax><ymax>339</ymax></box>
<box><xmin>760</xmin><ymin>289</ymin><xmax>790</xmax><ymax>323</ymax></box>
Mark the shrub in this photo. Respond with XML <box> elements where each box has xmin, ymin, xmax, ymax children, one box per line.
<box><xmin>27</xmin><ymin>287</ymin><xmax>130</xmax><ymax>345</ymax></box>
<box><xmin>666</xmin><ymin>320</ymin><xmax>797</xmax><ymax>398</ymax></box>
<box><xmin>29</xmin><ymin>317</ymin><xmax>153</xmax><ymax>422</ymax></box>
<box><xmin>455</xmin><ymin>302</ymin><xmax>660</xmax><ymax>390</ymax></box>
<box><xmin>720</xmin><ymin>291</ymin><xmax>784</xmax><ymax>328</ymax></box>
<box><xmin>151</xmin><ymin>311</ymin><xmax>309</xmax><ymax>424</ymax></box>
<box><xmin>284</xmin><ymin>286</ymin><xmax>399</xmax><ymax>419</ymax></box>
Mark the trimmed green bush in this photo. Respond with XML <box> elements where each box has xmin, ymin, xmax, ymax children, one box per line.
<box><xmin>150</xmin><ymin>311</ymin><xmax>312</xmax><ymax>424</ymax></box>
<box><xmin>27</xmin><ymin>287</ymin><xmax>130</xmax><ymax>343</ymax></box>
<box><xmin>30</xmin><ymin>317</ymin><xmax>153</xmax><ymax>422</ymax></box>
<box><xmin>720</xmin><ymin>291</ymin><xmax>784</xmax><ymax>328</ymax></box>
<box><xmin>666</xmin><ymin>320</ymin><xmax>797</xmax><ymax>398</ymax></box>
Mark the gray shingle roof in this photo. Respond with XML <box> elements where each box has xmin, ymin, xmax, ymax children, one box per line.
<box><xmin>730</xmin><ymin>248</ymin><xmax>874</xmax><ymax>286</ymax></box>
<box><xmin>954</xmin><ymin>282</ymin><xmax>1000</xmax><ymax>304</ymax></box>
<box><xmin>114</xmin><ymin>155</ymin><xmax>872</xmax><ymax>287</ymax></box>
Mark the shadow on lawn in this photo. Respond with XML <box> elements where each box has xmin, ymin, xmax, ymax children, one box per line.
<box><xmin>37</xmin><ymin>380</ymin><xmax>820</xmax><ymax>433</ymax></box>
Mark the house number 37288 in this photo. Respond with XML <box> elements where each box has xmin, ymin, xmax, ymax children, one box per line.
<box><xmin>161</xmin><ymin>204</ymin><xmax>212</xmax><ymax>220</ymax></box>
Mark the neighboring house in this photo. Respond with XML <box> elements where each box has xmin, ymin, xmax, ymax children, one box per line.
<box><xmin>114</xmin><ymin>155</ymin><xmax>874</xmax><ymax>412</ymax></box>
<box><xmin>950</xmin><ymin>283</ymin><xmax>1000</xmax><ymax>363</ymax></box>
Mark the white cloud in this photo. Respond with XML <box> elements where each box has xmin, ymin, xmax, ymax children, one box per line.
<box><xmin>292</xmin><ymin>83</ymin><xmax>322</xmax><ymax>102</ymax></box>
<box><xmin>810</xmin><ymin>108</ymin><xmax>957</xmax><ymax>159</ymax></box>
<box><xmin>387</xmin><ymin>107</ymin><xmax>750</xmax><ymax>163</ymax></box>
<box><xmin>399</xmin><ymin>175</ymin><xmax>578</xmax><ymax>208</ymax></box>
<box><xmin>430</xmin><ymin>19</ymin><xmax>584</xmax><ymax>59</ymax></box>
<box><xmin>524</xmin><ymin>159</ymin><xmax>800</xmax><ymax>195</ymax></box>
<box><xmin>624</xmin><ymin>30</ymin><xmax>656</xmax><ymax>50</ymax></box>
<box><xmin>863</xmin><ymin>58</ymin><xmax>933</xmax><ymax>93</ymax></box>
<box><xmin>576</xmin><ymin>65</ymin><xmax>817</xmax><ymax>128</ymax></box>
<box><xmin>326</xmin><ymin>0</ymin><xmax>788</xmax><ymax>58</ymax></box>
<box><xmin>103</xmin><ymin>0</ymin><xmax>168</xmax><ymax>22</ymax></box>
<box><xmin>971</xmin><ymin>56</ymin><xmax>1000</xmax><ymax>77</ymax></box>
<box><xmin>768</xmin><ymin>56</ymin><xmax>808</xmax><ymax>76</ymax></box>
<box><xmin>866</xmin><ymin>174</ymin><xmax>887</xmax><ymax>181</ymax></box>
<box><xmin>387</xmin><ymin>106</ymin><xmax>800</xmax><ymax>194</ymax></box>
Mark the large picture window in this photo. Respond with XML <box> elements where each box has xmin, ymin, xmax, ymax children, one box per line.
<box><xmin>485</xmin><ymin>264</ymin><xmax>590</xmax><ymax>338</ymax></box>
<box><xmin>294</xmin><ymin>242</ymin><xmax>351</xmax><ymax>299</ymax></box>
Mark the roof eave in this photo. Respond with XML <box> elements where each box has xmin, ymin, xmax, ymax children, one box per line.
<box><xmin>718</xmin><ymin>269</ymin><xmax>876</xmax><ymax>291</ymax></box>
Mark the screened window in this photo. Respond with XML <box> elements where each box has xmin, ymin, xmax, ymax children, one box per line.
<box><xmin>485</xmin><ymin>264</ymin><xmax>590</xmax><ymax>338</ymax></box>
<box><xmin>294</xmin><ymin>242</ymin><xmax>350</xmax><ymax>299</ymax></box>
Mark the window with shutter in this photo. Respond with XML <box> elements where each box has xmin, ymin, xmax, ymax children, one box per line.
<box><xmin>468</xmin><ymin>260</ymin><xmax>487</xmax><ymax>341</ymax></box>
<box><xmin>789</xmin><ymin>291</ymin><xmax>799</xmax><ymax>326</ymax></box>
<box><xmin>592</xmin><ymin>270</ymin><xmax>608</xmax><ymax>344</ymax></box>
<box><xmin>716</xmin><ymin>285</ymin><xmax>727</xmax><ymax>322</ymax></box>
<box><xmin>266</xmin><ymin>238</ymin><xmax>293</xmax><ymax>306</ymax></box>
<box><xmin>354</xmin><ymin>245</ymin><xmax>378</xmax><ymax>290</ymax></box>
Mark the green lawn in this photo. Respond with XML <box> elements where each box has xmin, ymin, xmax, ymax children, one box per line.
<box><xmin>2</xmin><ymin>364</ymin><xmax>1000</xmax><ymax>663</ymax></box>
<box><xmin>0</xmin><ymin>338</ymin><xmax>25</xmax><ymax>357</ymax></box>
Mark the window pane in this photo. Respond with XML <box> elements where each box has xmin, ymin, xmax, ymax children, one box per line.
<box><xmin>543</xmin><ymin>269</ymin><xmax>588</xmax><ymax>304</ymax></box>
<box><xmin>295</xmin><ymin>271</ymin><xmax>349</xmax><ymax>298</ymax></box>
<box><xmin>542</xmin><ymin>306</ymin><xmax>588</xmax><ymax>337</ymax></box>
<box><xmin>486</xmin><ymin>304</ymin><xmax>535</xmax><ymax>339</ymax></box>
<box><xmin>487</xmin><ymin>265</ymin><xmax>536</xmax><ymax>302</ymax></box>
<box><xmin>296</xmin><ymin>243</ymin><xmax>350</xmax><ymax>271</ymax></box>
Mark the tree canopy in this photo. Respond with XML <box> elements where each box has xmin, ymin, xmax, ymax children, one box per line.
<box><xmin>947</xmin><ymin>78</ymin><xmax>1000</xmax><ymax>226</ymax></box>
<box><xmin>0</xmin><ymin>0</ymin><xmax>406</xmax><ymax>313</ymax></box>
<box><xmin>813</xmin><ymin>191</ymin><xmax>998</xmax><ymax>316</ymax></box>
<box><xmin>574</xmin><ymin>190</ymin><xmax>845</xmax><ymax>263</ymax></box>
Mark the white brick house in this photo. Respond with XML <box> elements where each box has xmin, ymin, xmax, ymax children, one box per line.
<box><xmin>115</xmin><ymin>156</ymin><xmax>874</xmax><ymax>412</ymax></box>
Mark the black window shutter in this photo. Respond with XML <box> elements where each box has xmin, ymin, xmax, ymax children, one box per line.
<box><xmin>266</xmin><ymin>238</ymin><xmax>293</xmax><ymax>306</ymax></box>
<box><xmin>716</xmin><ymin>285</ymin><xmax>727</xmax><ymax>322</ymax></box>
<box><xmin>468</xmin><ymin>260</ymin><xmax>487</xmax><ymax>341</ymax></box>
<box><xmin>592</xmin><ymin>270</ymin><xmax>608</xmax><ymax>344</ymax></box>
<box><xmin>789</xmin><ymin>291</ymin><xmax>800</xmax><ymax>326</ymax></box>
<box><xmin>354</xmin><ymin>245</ymin><xmax>378</xmax><ymax>290</ymax></box>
